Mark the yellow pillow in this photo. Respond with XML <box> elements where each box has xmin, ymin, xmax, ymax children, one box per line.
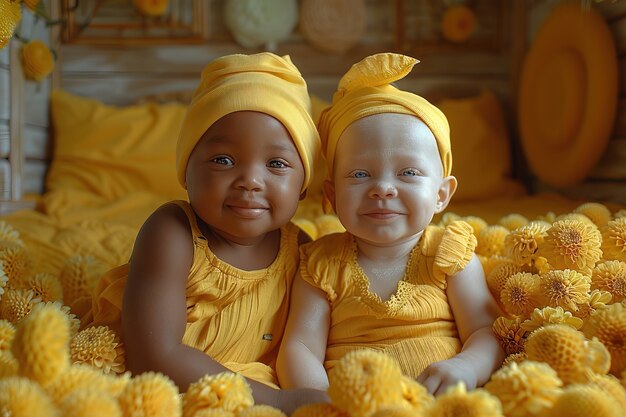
<box><xmin>437</xmin><ymin>90</ymin><xmax>526</xmax><ymax>202</ymax></box>
<box><xmin>48</xmin><ymin>90</ymin><xmax>188</xmax><ymax>201</ymax></box>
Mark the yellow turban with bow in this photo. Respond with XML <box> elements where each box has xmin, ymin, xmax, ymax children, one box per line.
<box><xmin>318</xmin><ymin>53</ymin><xmax>452</xmax><ymax>178</ymax></box>
<box><xmin>176</xmin><ymin>53</ymin><xmax>320</xmax><ymax>192</ymax></box>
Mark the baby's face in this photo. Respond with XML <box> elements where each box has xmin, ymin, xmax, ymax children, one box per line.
<box><xmin>185</xmin><ymin>111</ymin><xmax>305</xmax><ymax>244</ymax></box>
<box><xmin>330</xmin><ymin>113</ymin><xmax>453</xmax><ymax>245</ymax></box>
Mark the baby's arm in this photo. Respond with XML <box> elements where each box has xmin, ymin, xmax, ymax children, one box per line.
<box><xmin>277</xmin><ymin>273</ymin><xmax>331</xmax><ymax>391</ymax></box>
<box><xmin>122</xmin><ymin>204</ymin><xmax>326</xmax><ymax>413</ymax></box>
<box><xmin>417</xmin><ymin>254</ymin><xmax>504</xmax><ymax>395</ymax></box>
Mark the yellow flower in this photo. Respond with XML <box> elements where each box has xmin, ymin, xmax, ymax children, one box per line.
<box><xmin>521</xmin><ymin>306</ymin><xmax>583</xmax><ymax>333</ymax></box>
<box><xmin>591</xmin><ymin>260</ymin><xmax>626</xmax><ymax>302</ymax></box>
<box><xmin>0</xmin><ymin>288</ymin><xmax>41</xmax><ymax>324</ymax></box>
<box><xmin>583</xmin><ymin>302</ymin><xmax>626</xmax><ymax>376</ymax></box>
<box><xmin>0</xmin><ymin>221</ymin><xmax>23</xmax><ymax>245</ymax></box>
<box><xmin>499</xmin><ymin>214</ymin><xmax>529</xmax><ymax>231</ymax></box>
<box><xmin>500</xmin><ymin>272</ymin><xmax>541</xmax><ymax>318</ymax></box>
<box><xmin>426</xmin><ymin>382</ymin><xmax>503</xmax><ymax>417</ymax></box>
<box><xmin>183</xmin><ymin>371</ymin><xmax>253</xmax><ymax>416</ymax></box>
<box><xmin>0</xmin><ymin>261</ymin><xmax>7</xmax><ymax>297</ymax></box>
<box><xmin>39</xmin><ymin>300</ymin><xmax>80</xmax><ymax>336</ymax></box>
<box><xmin>539</xmin><ymin>269</ymin><xmax>590</xmax><ymax>311</ymax></box>
<box><xmin>462</xmin><ymin>216</ymin><xmax>488</xmax><ymax>236</ymax></box>
<box><xmin>479</xmin><ymin>255</ymin><xmax>510</xmax><ymax>279</ymax></box>
<box><xmin>21</xmin><ymin>40</ymin><xmax>55</xmax><ymax>82</ymax></box>
<box><xmin>0</xmin><ymin>0</ymin><xmax>21</xmax><ymax>49</ymax></box>
<box><xmin>574</xmin><ymin>289</ymin><xmax>612</xmax><ymax>319</ymax></box>
<box><xmin>239</xmin><ymin>405</ymin><xmax>287</xmax><ymax>417</ymax></box>
<box><xmin>70</xmin><ymin>325</ymin><xmax>125</xmax><ymax>374</ymax></box>
<box><xmin>585</xmin><ymin>372</ymin><xmax>626</xmax><ymax>414</ymax></box>
<box><xmin>371</xmin><ymin>406</ymin><xmax>416</xmax><ymax>417</ymax></box>
<box><xmin>25</xmin><ymin>272</ymin><xmax>63</xmax><ymax>303</ymax></box>
<box><xmin>554</xmin><ymin>212</ymin><xmax>596</xmax><ymax>226</ymax></box>
<box><xmin>12</xmin><ymin>302</ymin><xmax>70</xmax><ymax>386</ymax></box>
<box><xmin>476</xmin><ymin>225</ymin><xmax>510</xmax><ymax>257</ymax></box>
<box><xmin>192</xmin><ymin>410</ymin><xmax>236</xmax><ymax>417</ymax></box>
<box><xmin>59</xmin><ymin>254</ymin><xmax>106</xmax><ymax>308</ymax></box>
<box><xmin>539</xmin><ymin>220</ymin><xmax>602</xmax><ymax>275</ymax></box>
<box><xmin>484</xmin><ymin>361</ymin><xmax>562</xmax><ymax>417</ymax></box>
<box><xmin>486</xmin><ymin>260</ymin><xmax>522</xmax><ymax>304</ymax></box>
<box><xmin>0</xmin><ymin>242</ymin><xmax>31</xmax><ymax>287</ymax></box>
<box><xmin>501</xmin><ymin>352</ymin><xmax>527</xmax><ymax>367</ymax></box>
<box><xmin>59</xmin><ymin>389</ymin><xmax>122</xmax><ymax>417</ymax></box>
<box><xmin>0</xmin><ymin>377</ymin><xmax>58</xmax><ymax>416</ymax></box>
<box><xmin>574</xmin><ymin>202</ymin><xmax>612</xmax><ymax>228</ymax></box>
<box><xmin>438</xmin><ymin>212</ymin><xmax>461</xmax><ymax>227</ymax></box>
<box><xmin>504</xmin><ymin>222</ymin><xmax>549</xmax><ymax>267</ymax></box>
<box><xmin>493</xmin><ymin>316</ymin><xmax>527</xmax><ymax>356</ymax></box>
<box><xmin>133</xmin><ymin>0</ymin><xmax>169</xmax><ymax>16</ymax></box>
<box><xmin>0</xmin><ymin>318</ymin><xmax>15</xmax><ymax>351</ymax></box>
<box><xmin>399</xmin><ymin>375</ymin><xmax>434</xmax><ymax>412</ymax></box>
<box><xmin>548</xmin><ymin>384</ymin><xmax>621</xmax><ymax>417</ymax></box>
<box><xmin>292</xmin><ymin>403</ymin><xmax>348</xmax><ymax>417</ymax></box>
<box><xmin>327</xmin><ymin>349</ymin><xmax>404</xmax><ymax>417</ymax></box>
<box><xmin>0</xmin><ymin>351</ymin><xmax>18</xmax><ymax>378</ymax></box>
<box><xmin>440</xmin><ymin>5</ymin><xmax>477</xmax><ymax>43</ymax></box>
<box><xmin>118</xmin><ymin>372</ymin><xmax>181</xmax><ymax>417</ymax></box>
<box><xmin>525</xmin><ymin>324</ymin><xmax>610</xmax><ymax>384</ymax></box>
<box><xmin>47</xmin><ymin>364</ymin><xmax>127</xmax><ymax>406</ymax></box>
<box><xmin>601</xmin><ymin>218</ymin><xmax>626</xmax><ymax>262</ymax></box>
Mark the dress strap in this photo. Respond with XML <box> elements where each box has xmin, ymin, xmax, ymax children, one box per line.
<box><xmin>169</xmin><ymin>200</ymin><xmax>205</xmax><ymax>241</ymax></box>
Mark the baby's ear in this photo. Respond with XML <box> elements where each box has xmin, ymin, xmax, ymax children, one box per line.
<box><xmin>322</xmin><ymin>179</ymin><xmax>336</xmax><ymax>214</ymax></box>
<box><xmin>299</xmin><ymin>189</ymin><xmax>307</xmax><ymax>201</ymax></box>
<box><xmin>435</xmin><ymin>175</ymin><xmax>457</xmax><ymax>213</ymax></box>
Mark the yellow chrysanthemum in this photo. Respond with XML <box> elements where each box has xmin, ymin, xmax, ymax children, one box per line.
<box><xmin>399</xmin><ymin>375</ymin><xmax>434</xmax><ymax>412</ymax></box>
<box><xmin>554</xmin><ymin>212</ymin><xmax>596</xmax><ymax>226</ymax></box>
<box><xmin>59</xmin><ymin>254</ymin><xmax>106</xmax><ymax>308</ymax></box>
<box><xmin>462</xmin><ymin>216</ymin><xmax>488</xmax><ymax>236</ymax></box>
<box><xmin>504</xmin><ymin>222</ymin><xmax>549</xmax><ymax>267</ymax></box>
<box><xmin>525</xmin><ymin>324</ymin><xmax>610</xmax><ymax>384</ymax></box>
<box><xmin>21</xmin><ymin>40</ymin><xmax>55</xmax><ymax>82</ymax></box>
<box><xmin>47</xmin><ymin>364</ymin><xmax>121</xmax><ymax>406</ymax></box>
<box><xmin>548</xmin><ymin>384</ymin><xmax>621</xmax><ymax>417</ymax></box>
<box><xmin>25</xmin><ymin>272</ymin><xmax>63</xmax><ymax>303</ymax></box>
<box><xmin>118</xmin><ymin>372</ymin><xmax>181</xmax><ymax>417</ymax></box>
<box><xmin>0</xmin><ymin>288</ymin><xmax>41</xmax><ymax>324</ymax></box>
<box><xmin>492</xmin><ymin>316</ymin><xmax>527</xmax><ymax>356</ymax></box>
<box><xmin>484</xmin><ymin>361</ymin><xmax>562</xmax><ymax>417</ymax></box>
<box><xmin>500</xmin><ymin>272</ymin><xmax>541</xmax><ymax>318</ymax></box>
<box><xmin>585</xmin><ymin>372</ymin><xmax>626</xmax><ymax>414</ymax></box>
<box><xmin>501</xmin><ymin>352</ymin><xmax>527</xmax><ymax>367</ymax></box>
<box><xmin>0</xmin><ymin>221</ymin><xmax>23</xmax><ymax>245</ymax></box>
<box><xmin>239</xmin><ymin>405</ymin><xmax>287</xmax><ymax>417</ymax></box>
<box><xmin>499</xmin><ymin>214</ymin><xmax>529</xmax><ymax>231</ymax></box>
<box><xmin>371</xmin><ymin>406</ymin><xmax>417</xmax><ymax>417</ymax></box>
<box><xmin>0</xmin><ymin>0</ymin><xmax>21</xmax><ymax>49</ymax></box>
<box><xmin>479</xmin><ymin>255</ymin><xmax>510</xmax><ymax>279</ymax></box>
<box><xmin>0</xmin><ymin>318</ymin><xmax>15</xmax><ymax>351</ymax></box>
<box><xmin>521</xmin><ymin>306</ymin><xmax>584</xmax><ymax>333</ymax></box>
<box><xmin>575</xmin><ymin>289</ymin><xmax>612</xmax><ymax>319</ymax></box>
<box><xmin>133</xmin><ymin>0</ymin><xmax>169</xmax><ymax>16</ymax></box>
<box><xmin>0</xmin><ymin>351</ymin><xmax>18</xmax><ymax>378</ymax></box>
<box><xmin>426</xmin><ymin>382</ymin><xmax>503</xmax><ymax>417</ymax></box>
<box><xmin>583</xmin><ymin>302</ymin><xmax>626</xmax><ymax>376</ymax></box>
<box><xmin>574</xmin><ymin>202</ymin><xmax>612</xmax><ymax>228</ymax></box>
<box><xmin>60</xmin><ymin>389</ymin><xmax>122</xmax><ymax>417</ymax></box>
<box><xmin>0</xmin><ymin>262</ymin><xmax>7</xmax><ymax>297</ymax></box>
<box><xmin>0</xmin><ymin>377</ymin><xmax>58</xmax><ymax>417</ymax></box>
<box><xmin>70</xmin><ymin>325</ymin><xmax>125</xmax><ymax>374</ymax></box>
<box><xmin>486</xmin><ymin>260</ymin><xmax>522</xmax><ymax>304</ymax></box>
<box><xmin>539</xmin><ymin>220</ymin><xmax>602</xmax><ymax>275</ymax></box>
<box><xmin>0</xmin><ymin>242</ymin><xmax>31</xmax><ymax>288</ymax></box>
<box><xmin>476</xmin><ymin>225</ymin><xmax>510</xmax><ymax>257</ymax></box>
<box><xmin>315</xmin><ymin>214</ymin><xmax>345</xmax><ymax>238</ymax></box>
<box><xmin>327</xmin><ymin>349</ymin><xmax>404</xmax><ymax>417</ymax></box>
<box><xmin>183</xmin><ymin>371</ymin><xmax>253</xmax><ymax>416</ymax></box>
<box><xmin>591</xmin><ymin>261</ymin><xmax>626</xmax><ymax>302</ymax></box>
<box><xmin>438</xmin><ymin>212</ymin><xmax>461</xmax><ymax>227</ymax></box>
<box><xmin>37</xmin><ymin>300</ymin><xmax>80</xmax><ymax>337</ymax></box>
<box><xmin>601</xmin><ymin>218</ymin><xmax>626</xmax><ymax>262</ymax></box>
<box><xmin>292</xmin><ymin>403</ymin><xmax>348</xmax><ymax>417</ymax></box>
<box><xmin>192</xmin><ymin>410</ymin><xmax>236</xmax><ymax>417</ymax></box>
<box><xmin>12</xmin><ymin>302</ymin><xmax>70</xmax><ymax>386</ymax></box>
<box><xmin>539</xmin><ymin>269</ymin><xmax>590</xmax><ymax>311</ymax></box>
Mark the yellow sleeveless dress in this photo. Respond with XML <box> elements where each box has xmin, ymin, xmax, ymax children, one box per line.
<box><xmin>300</xmin><ymin>220</ymin><xmax>477</xmax><ymax>378</ymax></box>
<box><xmin>88</xmin><ymin>200</ymin><xmax>300</xmax><ymax>387</ymax></box>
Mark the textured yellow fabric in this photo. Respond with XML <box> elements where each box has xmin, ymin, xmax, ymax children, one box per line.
<box><xmin>317</xmin><ymin>53</ymin><xmax>451</xmax><ymax>178</ymax></box>
<box><xmin>299</xmin><ymin>220</ymin><xmax>477</xmax><ymax>377</ymax></box>
<box><xmin>176</xmin><ymin>52</ymin><xmax>320</xmax><ymax>191</ymax></box>
<box><xmin>87</xmin><ymin>200</ymin><xmax>300</xmax><ymax>387</ymax></box>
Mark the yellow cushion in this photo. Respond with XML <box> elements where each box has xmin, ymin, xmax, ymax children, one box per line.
<box><xmin>437</xmin><ymin>90</ymin><xmax>526</xmax><ymax>202</ymax></box>
<box><xmin>48</xmin><ymin>90</ymin><xmax>188</xmax><ymax>201</ymax></box>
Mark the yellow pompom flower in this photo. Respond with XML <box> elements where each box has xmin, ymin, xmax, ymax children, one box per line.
<box><xmin>399</xmin><ymin>375</ymin><xmax>434</xmax><ymax>412</ymax></box>
<box><xmin>371</xmin><ymin>406</ymin><xmax>417</xmax><ymax>417</ymax></box>
<box><xmin>501</xmin><ymin>352</ymin><xmax>527</xmax><ymax>367</ymax></box>
<box><xmin>476</xmin><ymin>225</ymin><xmax>510</xmax><ymax>257</ymax></box>
<box><xmin>118</xmin><ymin>372</ymin><xmax>181</xmax><ymax>417</ymax></box>
<box><xmin>499</xmin><ymin>214</ymin><xmax>529</xmax><ymax>231</ymax></box>
<box><xmin>0</xmin><ymin>377</ymin><xmax>58</xmax><ymax>417</ymax></box>
<box><xmin>133</xmin><ymin>0</ymin><xmax>169</xmax><ymax>16</ymax></box>
<box><xmin>60</xmin><ymin>389</ymin><xmax>122</xmax><ymax>417</ymax></box>
<box><xmin>539</xmin><ymin>269</ymin><xmax>590</xmax><ymax>312</ymax></box>
<box><xmin>521</xmin><ymin>306</ymin><xmax>584</xmax><ymax>333</ymax></box>
<box><xmin>0</xmin><ymin>288</ymin><xmax>41</xmax><ymax>324</ymax></box>
<box><xmin>239</xmin><ymin>405</ymin><xmax>287</xmax><ymax>417</ymax></box>
<box><xmin>504</xmin><ymin>222</ymin><xmax>549</xmax><ymax>267</ymax></box>
<box><xmin>0</xmin><ymin>242</ymin><xmax>31</xmax><ymax>288</ymax></box>
<box><xmin>21</xmin><ymin>40</ymin><xmax>55</xmax><ymax>82</ymax></box>
<box><xmin>575</xmin><ymin>289</ymin><xmax>612</xmax><ymax>319</ymax></box>
<box><xmin>0</xmin><ymin>351</ymin><xmax>18</xmax><ymax>378</ymax></box>
<box><xmin>585</xmin><ymin>372</ymin><xmax>626</xmax><ymax>413</ymax></box>
<box><xmin>548</xmin><ymin>384</ymin><xmax>621</xmax><ymax>417</ymax></box>
<box><xmin>0</xmin><ymin>0</ymin><xmax>21</xmax><ymax>49</ymax></box>
<box><xmin>487</xmin><ymin>260</ymin><xmax>522</xmax><ymax>304</ymax></box>
<box><xmin>25</xmin><ymin>272</ymin><xmax>63</xmax><ymax>303</ymax></box>
<box><xmin>0</xmin><ymin>261</ymin><xmax>7</xmax><ymax>297</ymax></box>
<box><xmin>0</xmin><ymin>318</ymin><xmax>15</xmax><ymax>351</ymax></box>
<box><xmin>479</xmin><ymin>255</ymin><xmax>509</xmax><ymax>279</ymax></box>
<box><xmin>461</xmin><ymin>216</ymin><xmax>488</xmax><ymax>236</ymax></box>
<box><xmin>591</xmin><ymin>260</ymin><xmax>626</xmax><ymax>302</ymax></box>
<box><xmin>426</xmin><ymin>382</ymin><xmax>503</xmax><ymax>417</ymax></box>
<box><xmin>500</xmin><ymin>272</ymin><xmax>541</xmax><ymax>318</ymax></box>
<box><xmin>438</xmin><ymin>212</ymin><xmax>460</xmax><ymax>226</ymax></box>
<box><xmin>554</xmin><ymin>212</ymin><xmax>596</xmax><ymax>226</ymax></box>
<box><xmin>616</xmin><ymin>209</ymin><xmax>626</xmax><ymax>219</ymax></box>
<box><xmin>601</xmin><ymin>218</ymin><xmax>626</xmax><ymax>262</ymax></box>
<box><xmin>327</xmin><ymin>349</ymin><xmax>405</xmax><ymax>417</ymax></box>
<box><xmin>539</xmin><ymin>220</ymin><xmax>602</xmax><ymax>275</ymax></box>
<box><xmin>183</xmin><ymin>371</ymin><xmax>253</xmax><ymax>416</ymax></box>
<box><xmin>12</xmin><ymin>302</ymin><xmax>70</xmax><ymax>386</ymax></box>
<box><xmin>292</xmin><ymin>403</ymin><xmax>348</xmax><ymax>417</ymax></box>
<box><xmin>39</xmin><ymin>300</ymin><xmax>80</xmax><ymax>337</ymax></box>
<box><xmin>70</xmin><ymin>325</ymin><xmax>125</xmax><ymax>374</ymax></box>
<box><xmin>315</xmin><ymin>214</ymin><xmax>345</xmax><ymax>238</ymax></box>
<box><xmin>525</xmin><ymin>324</ymin><xmax>610</xmax><ymax>384</ymax></box>
<box><xmin>59</xmin><ymin>254</ymin><xmax>106</xmax><ymax>308</ymax></box>
<box><xmin>192</xmin><ymin>410</ymin><xmax>236</xmax><ymax>417</ymax></box>
<box><xmin>47</xmin><ymin>364</ymin><xmax>121</xmax><ymax>406</ymax></box>
<box><xmin>441</xmin><ymin>5</ymin><xmax>477</xmax><ymax>43</ymax></box>
<box><xmin>485</xmin><ymin>361</ymin><xmax>562</xmax><ymax>417</ymax></box>
<box><xmin>583</xmin><ymin>302</ymin><xmax>626</xmax><ymax>376</ymax></box>
<box><xmin>492</xmin><ymin>316</ymin><xmax>527</xmax><ymax>356</ymax></box>
<box><xmin>574</xmin><ymin>202</ymin><xmax>612</xmax><ymax>228</ymax></box>
<box><xmin>0</xmin><ymin>221</ymin><xmax>23</xmax><ymax>245</ymax></box>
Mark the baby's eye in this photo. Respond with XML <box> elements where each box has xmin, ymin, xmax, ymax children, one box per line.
<box><xmin>400</xmin><ymin>168</ymin><xmax>419</xmax><ymax>177</ymax></box>
<box><xmin>268</xmin><ymin>159</ymin><xmax>289</xmax><ymax>169</ymax></box>
<box><xmin>350</xmin><ymin>170</ymin><xmax>369</xmax><ymax>179</ymax></box>
<box><xmin>211</xmin><ymin>156</ymin><xmax>233</xmax><ymax>166</ymax></box>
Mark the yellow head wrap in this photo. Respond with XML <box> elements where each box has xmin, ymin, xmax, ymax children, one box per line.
<box><xmin>318</xmin><ymin>53</ymin><xmax>452</xmax><ymax>179</ymax></box>
<box><xmin>176</xmin><ymin>52</ymin><xmax>320</xmax><ymax>192</ymax></box>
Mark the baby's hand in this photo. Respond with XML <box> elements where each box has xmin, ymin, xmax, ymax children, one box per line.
<box><xmin>416</xmin><ymin>357</ymin><xmax>478</xmax><ymax>396</ymax></box>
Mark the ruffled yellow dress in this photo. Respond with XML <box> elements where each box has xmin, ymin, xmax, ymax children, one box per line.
<box><xmin>87</xmin><ymin>200</ymin><xmax>300</xmax><ymax>387</ymax></box>
<box><xmin>300</xmin><ymin>220</ymin><xmax>476</xmax><ymax>377</ymax></box>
